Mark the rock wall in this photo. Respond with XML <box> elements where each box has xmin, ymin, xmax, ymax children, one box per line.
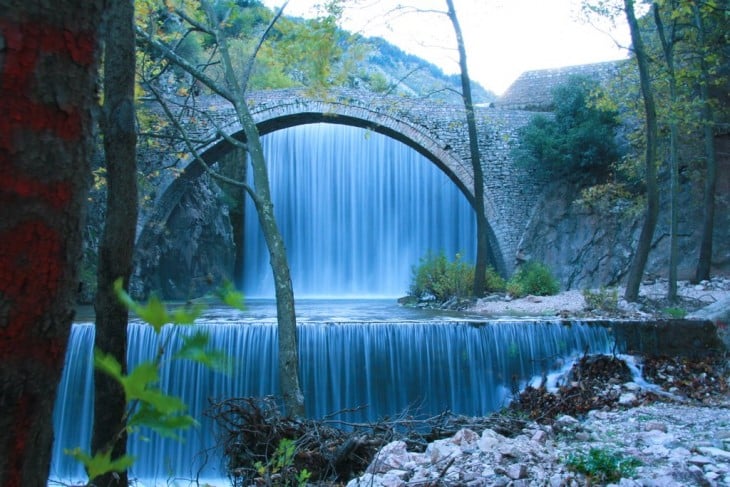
<box><xmin>517</xmin><ymin>136</ymin><xmax>730</xmax><ymax>290</ymax></box>
<box><xmin>132</xmin><ymin>174</ymin><xmax>235</xmax><ymax>300</ymax></box>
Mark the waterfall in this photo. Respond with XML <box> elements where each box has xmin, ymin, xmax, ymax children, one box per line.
<box><xmin>243</xmin><ymin>123</ymin><xmax>476</xmax><ymax>298</ymax></box>
<box><xmin>51</xmin><ymin>319</ymin><xmax>611</xmax><ymax>484</ymax></box>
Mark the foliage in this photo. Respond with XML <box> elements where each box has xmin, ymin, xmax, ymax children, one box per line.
<box><xmin>484</xmin><ymin>265</ymin><xmax>507</xmax><ymax>293</ymax></box>
<box><xmin>410</xmin><ymin>251</ymin><xmax>473</xmax><ymax>301</ymax></box>
<box><xmin>67</xmin><ymin>278</ymin><xmax>237</xmax><ymax>481</ymax></box>
<box><xmin>409</xmin><ymin>251</ymin><xmax>505</xmax><ymax>301</ymax></box>
<box><xmin>582</xmin><ymin>287</ymin><xmax>619</xmax><ymax>313</ymax></box>
<box><xmin>253</xmin><ymin>438</ymin><xmax>311</xmax><ymax>487</ymax></box>
<box><xmin>506</xmin><ymin>262</ymin><xmax>559</xmax><ymax>298</ymax></box>
<box><xmin>565</xmin><ymin>447</ymin><xmax>641</xmax><ymax>483</ymax></box>
<box><xmin>513</xmin><ymin>75</ymin><xmax>620</xmax><ymax>179</ymax></box>
<box><xmin>663</xmin><ymin>306</ymin><xmax>687</xmax><ymax>319</ymax></box>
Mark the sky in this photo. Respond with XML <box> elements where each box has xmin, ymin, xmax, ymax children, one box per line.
<box><xmin>261</xmin><ymin>0</ymin><xmax>632</xmax><ymax>95</ymax></box>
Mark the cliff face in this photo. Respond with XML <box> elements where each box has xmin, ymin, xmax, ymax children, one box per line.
<box><xmin>516</xmin><ymin>134</ymin><xmax>730</xmax><ymax>290</ymax></box>
<box><xmin>132</xmin><ymin>174</ymin><xmax>235</xmax><ymax>300</ymax></box>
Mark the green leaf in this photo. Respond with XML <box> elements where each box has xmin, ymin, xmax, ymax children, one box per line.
<box><xmin>128</xmin><ymin>403</ymin><xmax>198</xmax><ymax>440</ymax></box>
<box><xmin>121</xmin><ymin>361</ymin><xmax>160</xmax><ymax>403</ymax></box>
<box><xmin>175</xmin><ymin>331</ymin><xmax>231</xmax><ymax>373</ymax></box>
<box><xmin>216</xmin><ymin>280</ymin><xmax>246</xmax><ymax>311</ymax></box>
<box><xmin>94</xmin><ymin>350</ymin><xmax>124</xmax><ymax>383</ymax></box>
<box><xmin>135</xmin><ymin>294</ymin><xmax>170</xmax><ymax>332</ymax></box>
<box><xmin>65</xmin><ymin>447</ymin><xmax>136</xmax><ymax>480</ymax></box>
<box><xmin>170</xmin><ymin>303</ymin><xmax>205</xmax><ymax>325</ymax></box>
<box><xmin>113</xmin><ymin>278</ymin><xmax>137</xmax><ymax>310</ymax></box>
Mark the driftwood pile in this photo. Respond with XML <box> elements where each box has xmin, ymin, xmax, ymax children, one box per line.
<box><xmin>510</xmin><ymin>354</ymin><xmax>638</xmax><ymax>423</ymax></box>
<box><xmin>206</xmin><ymin>397</ymin><xmax>529</xmax><ymax>485</ymax></box>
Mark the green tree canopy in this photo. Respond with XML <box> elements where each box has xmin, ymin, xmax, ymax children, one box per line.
<box><xmin>514</xmin><ymin>75</ymin><xmax>621</xmax><ymax>180</ymax></box>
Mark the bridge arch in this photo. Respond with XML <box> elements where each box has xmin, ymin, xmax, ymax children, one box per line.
<box><xmin>135</xmin><ymin>90</ymin><xmax>511</xmax><ymax>293</ymax></box>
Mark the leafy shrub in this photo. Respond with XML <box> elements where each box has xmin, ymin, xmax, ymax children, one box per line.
<box><xmin>507</xmin><ymin>262</ymin><xmax>560</xmax><ymax>298</ymax></box>
<box><xmin>512</xmin><ymin>75</ymin><xmax>620</xmax><ymax>179</ymax></box>
<box><xmin>410</xmin><ymin>251</ymin><xmax>473</xmax><ymax>301</ymax></box>
<box><xmin>565</xmin><ymin>448</ymin><xmax>641</xmax><ymax>483</ymax></box>
<box><xmin>583</xmin><ymin>287</ymin><xmax>619</xmax><ymax>313</ymax></box>
<box><xmin>484</xmin><ymin>265</ymin><xmax>507</xmax><ymax>293</ymax></box>
<box><xmin>663</xmin><ymin>307</ymin><xmax>687</xmax><ymax>319</ymax></box>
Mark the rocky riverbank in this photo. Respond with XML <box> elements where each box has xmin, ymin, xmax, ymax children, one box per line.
<box><xmin>348</xmin><ymin>280</ymin><xmax>730</xmax><ymax>486</ymax></box>
<box><xmin>468</xmin><ymin>277</ymin><xmax>730</xmax><ymax>321</ymax></box>
<box><xmin>347</xmin><ymin>354</ymin><xmax>730</xmax><ymax>487</ymax></box>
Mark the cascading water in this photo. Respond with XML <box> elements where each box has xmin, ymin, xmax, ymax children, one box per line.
<box><xmin>243</xmin><ymin>123</ymin><xmax>477</xmax><ymax>297</ymax></box>
<box><xmin>50</xmin><ymin>124</ymin><xmax>611</xmax><ymax>485</ymax></box>
<box><xmin>51</xmin><ymin>317</ymin><xmax>612</xmax><ymax>484</ymax></box>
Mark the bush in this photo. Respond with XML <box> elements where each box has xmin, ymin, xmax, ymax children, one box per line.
<box><xmin>410</xmin><ymin>251</ymin><xmax>473</xmax><ymax>302</ymax></box>
<box><xmin>512</xmin><ymin>75</ymin><xmax>620</xmax><ymax>179</ymax></box>
<box><xmin>507</xmin><ymin>262</ymin><xmax>559</xmax><ymax>298</ymax></box>
<box><xmin>582</xmin><ymin>287</ymin><xmax>619</xmax><ymax>313</ymax></box>
<box><xmin>484</xmin><ymin>266</ymin><xmax>506</xmax><ymax>293</ymax></box>
<box><xmin>565</xmin><ymin>448</ymin><xmax>641</xmax><ymax>483</ymax></box>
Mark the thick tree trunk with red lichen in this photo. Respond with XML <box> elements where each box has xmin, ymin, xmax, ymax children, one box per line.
<box><xmin>0</xmin><ymin>3</ymin><xmax>105</xmax><ymax>486</ymax></box>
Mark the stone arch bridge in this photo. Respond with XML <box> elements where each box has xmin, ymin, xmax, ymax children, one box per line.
<box><xmin>134</xmin><ymin>87</ymin><xmax>546</xmax><ymax>297</ymax></box>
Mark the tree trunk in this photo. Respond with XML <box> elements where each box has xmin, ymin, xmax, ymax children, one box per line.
<box><xmin>204</xmin><ymin>0</ymin><xmax>304</xmax><ymax>417</ymax></box>
<box><xmin>653</xmin><ymin>3</ymin><xmax>679</xmax><ymax>302</ymax></box>
<box><xmin>623</xmin><ymin>0</ymin><xmax>660</xmax><ymax>302</ymax></box>
<box><xmin>693</xmin><ymin>4</ymin><xmax>717</xmax><ymax>283</ymax></box>
<box><xmin>238</xmin><ymin>101</ymin><xmax>305</xmax><ymax>417</ymax></box>
<box><xmin>92</xmin><ymin>1</ymin><xmax>137</xmax><ymax>485</ymax></box>
<box><xmin>0</xmin><ymin>4</ymin><xmax>105</xmax><ymax>486</ymax></box>
<box><xmin>136</xmin><ymin>0</ymin><xmax>305</xmax><ymax>417</ymax></box>
<box><xmin>445</xmin><ymin>0</ymin><xmax>491</xmax><ymax>296</ymax></box>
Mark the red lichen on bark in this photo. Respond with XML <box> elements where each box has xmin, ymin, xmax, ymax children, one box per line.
<box><xmin>0</xmin><ymin>18</ymin><xmax>98</xmax><ymax>481</ymax></box>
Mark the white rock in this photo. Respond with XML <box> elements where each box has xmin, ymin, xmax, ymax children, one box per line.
<box><xmin>478</xmin><ymin>428</ymin><xmax>505</xmax><ymax>452</ymax></box>
<box><xmin>688</xmin><ymin>454</ymin><xmax>713</xmax><ymax>465</ymax></box>
<box><xmin>531</xmin><ymin>429</ymin><xmax>548</xmax><ymax>444</ymax></box>
<box><xmin>618</xmin><ymin>392</ymin><xmax>637</xmax><ymax>405</ymax></box>
<box><xmin>644</xmin><ymin>421</ymin><xmax>668</xmax><ymax>432</ymax></box>
<box><xmin>699</xmin><ymin>446</ymin><xmax>730</xmax><ymax>460</ymax></box>
<box><xmin>367</xmin><ymin>441</ymin><xmax>413</xmax><ymax>474</ymax></box>
<box><xmin>506</xmin><ymin>463</ymin><xmax>527</xmax><ymax>480</ymax></box>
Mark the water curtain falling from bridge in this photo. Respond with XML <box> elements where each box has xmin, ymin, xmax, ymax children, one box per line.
<box><xmin>243</xmin><ymin>123</ymin><xmax>477</xmax><ymax>298</ymax></box>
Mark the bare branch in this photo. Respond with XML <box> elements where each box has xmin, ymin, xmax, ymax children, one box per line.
<box><xmin>136</xmin><ymin>25</ymin><xmax>235</xmax><ymax>101</ymax></box>
<box><xmin>147</xmin><ymin>83</ymin><xmax>261</xmax><ymax>204</ymax></box>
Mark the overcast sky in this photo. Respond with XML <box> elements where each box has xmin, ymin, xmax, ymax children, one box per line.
<box><xmin>261</xmin><ymin>0</ymin><xmax>632</xmax><ymax>95</ymax></box>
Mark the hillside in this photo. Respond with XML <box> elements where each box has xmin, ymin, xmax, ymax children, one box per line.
<box><xmin>355</xmin><ymin>36</ymin><xmax>497</xmax><ymax>105</ymax></box>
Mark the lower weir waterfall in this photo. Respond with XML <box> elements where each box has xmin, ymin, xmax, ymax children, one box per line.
<box><xmin>243</xmin><ymin>123</ymin><xmax>477</xmax><ymax>297</ymax></box>
<box><xmin>51</xmin><ymin>124</ymin><xmax>612</xmax><ymax>485</ymax></box>
<box><xmin>51</xmin><ymin>318</ymin><xmax>611</xmax><ymax>484</ymax></box>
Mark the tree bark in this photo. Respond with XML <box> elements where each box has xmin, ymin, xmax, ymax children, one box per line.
<box><xmin>202</xmin><ymin>0</ymin><xmax>305</xmax><ymax>417</ymax></box>
<box><xmin>623</xmin><ymin>0</ymin><xmax>660</xmax><ymax>302</ymax></box>
<box><xmin>692</xmin><ymin>4</ymin><xmax>717</xmax><ymax>283</ymax></box>
<box><xmin>92</xmin><ymin>1</ymin><xmax>137</xmax><ymax>485</ymax></box>
<box><xmin>653</xmin><ymin>3</ymin><xmax>679</xmax><ymax>302</ymax></box>
<box><xmin>445</xmin><ymin>0</ymin><xmax>491</xmax><ymax>296</ymax></box>
<box><xmin>0</xmin><ymin>3</ymin><xmax>105</xmax><ymax>486</ymax></box>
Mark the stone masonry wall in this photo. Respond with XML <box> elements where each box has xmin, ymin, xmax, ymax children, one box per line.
<box><xmin>135</xmin><ymin>87</ymin><xmax>544</xmax><ymax>291</ymax></box>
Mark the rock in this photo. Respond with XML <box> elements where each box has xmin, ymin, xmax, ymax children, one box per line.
<box><xmin>366</xmin><ymin>441</ymin><xmax>412</xmax><ymax>474</ymax></box>
<box><xmin>506</xmin><ymin>464</ymin><xmax>527</xmax><ymax>480</ymax></box>
<box><xmin>618</xmin><ymin>392</ymin><xmax>637</xmax><ymax>405</ymax></box>
<box><xmin>698</xmin><ymin>446</ymin><xmax>730</xmax><ymax>460</ymax></box>
<box><xmin>644</xmin><ymin>421</ymin><xmax>668</xmax><ymax>433</ymax></box>
<box><xmin>350</xmin><ymin>402</ymin><xmax>730</xmax><ymax>487</ymax></box>
<box><xmin>531</xmin><ymin>429</ymin><xmax>548</xmax><ymax>444</ymax></box>
<box><xmin>688</xmin><ymin>454</ymin><xmax>713</xmax><ymax>465</ymax></box>
<box><xmin>555</xmin><ymin>415</ymin><xmax>580</xmax><ymax>431</ymax></box>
